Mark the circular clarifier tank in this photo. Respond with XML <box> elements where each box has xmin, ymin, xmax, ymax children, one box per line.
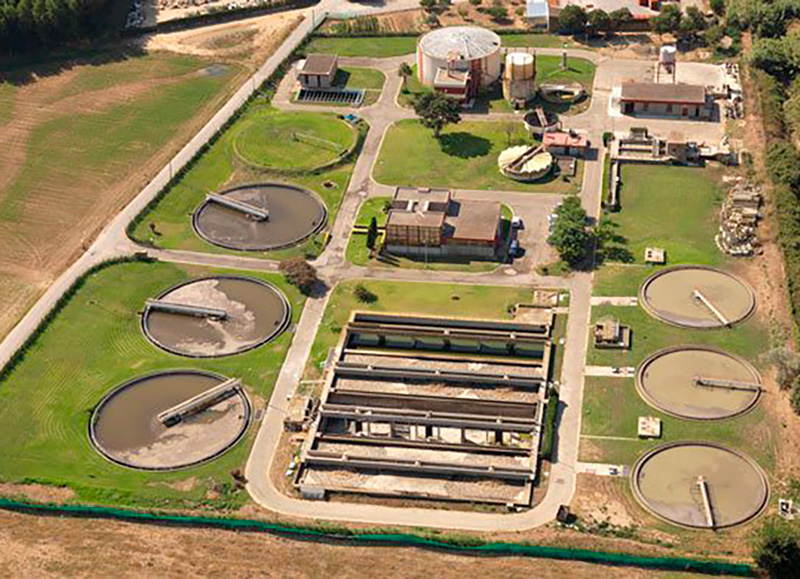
<box><xmin>639</xmin><ymin>266</ymin><xmax>755</xmax><ymax>328</ymax></box>
<box><xmin>632</xmin><ymin>442</ymin><xmax>768</xmax><ymax>529</ymax></box>
<box><xmin>193</xmin><ymin>183</ymin><xmax>327</xmax><ymax>251</ymax></box>
<box><xmin>142</xmin><ymin>276</ymin><xmax>290</xmax><ymax>358</ymax></box>
<box><xmin>637</xmin><ymin>346</ymin><xmax>761</xmax><ymax>420</ymax></box>
<box><xmin>89</xmin><ymin>370</ymin><xmax>251</xmax><ymax>471</ymax></box>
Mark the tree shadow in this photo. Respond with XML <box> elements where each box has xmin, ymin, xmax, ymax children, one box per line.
<box><xmin>0</xmin><ymin>44</ymin><xmax>147</xmax><ymax>86</ymax></box>
<box><xmin>437</xmin><ymin>132</ymin><xmax>491</xmax><ymax>158</ymax></box>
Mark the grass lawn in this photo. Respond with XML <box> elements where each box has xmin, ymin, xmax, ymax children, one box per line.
<box><xmin>579</xmin><ymin>377</ymin><xmax>776</xmax><ymax>470</ymax></box>
<box><xmin>337</xmin><ymin>66</ymin><xmax>385</xmax><ymax>90</ymax></box>
<box><xmin>344</xmin><ymin>198</ymin><xmax>511</xmax><ymax>272</ymax></box>
<box><xmin>0</xmin><ymin>82</ymin><xmax>16</xmax><ymax>126</ymax></box>
<box><xmin>130</xmin><ymin>103</ymin><xmax>361</xmax><ymax>260</ymax></box>
<box><xmin>306</xmin><ymin>36</ymin><xmax>418</xmax><ymax>57</ymax></box>
<box><xmin>304</xmin><ymin>279</ymin><xmax>531</xmax><ymax>380</ymax></box>
<box><xmin>306</xmin><ymin>33</ymin><xmax>580</xmax><ymax>58</ymax></box>
<box><xmin>603</xmin><ymin>165</ymin><xmax>726</xmax><ymax>266</ymax></box>
<box><xmin>233</xmin><ymin>108</ymin><xmax>356</xmax><ymax>171</ymax></box>
<box><xmin>374</xmin><ymin>119</ymin><xmax>582</xmax><ymax>193</ymax></box>
<box><xmin>0</xmin><ymin>260</ymin><xmax>305</xmax><ymax>509</ymax></box>
<box><xmin>587</xmin><ymin>303</ymin><xmax>768</xmax><ymax>368</ymax></box>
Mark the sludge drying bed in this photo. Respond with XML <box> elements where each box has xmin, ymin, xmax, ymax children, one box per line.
<box><xmin>142</xmin><ymin>276</ymin><xmax>290</xmax><ymax>358</ymax></box>
<box><xmin>89</xmin><ymin>370</ymin><xmax>251</xmax><ymax>470</ymax></box>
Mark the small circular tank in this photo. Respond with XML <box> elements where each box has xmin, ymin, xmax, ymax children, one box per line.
<box><xmin>505</xmin><ymin>52</ymin><xmax>535</xmax><ymax>81</ymax></box>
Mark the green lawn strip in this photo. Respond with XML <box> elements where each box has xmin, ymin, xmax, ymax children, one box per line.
<box><xmin>306</xmin><ymin>36</ymin><xmax>418</xmax><ymax>57</ymax></box>
<box><xmin>306</xmin><ymin>33</ymin><xmax>580</xmax><ymax>58</ymax></box>
<box><xmin>0</xmin><ymin>64</ymin><xmax>238</xmax><ymax>224</ymax></box>
<box><xmin>304</xmin><ymin>280</ymin><xmax>531</xmax><ymax>380</ymax></box>
<box><xmin>592</xmin><ymin>264</ymin><xmax>657</xmax><ymax>297</ymax></box>
<box><xmin>604</xmin><ymin>165</ymin><xmax>726</xmax><ymax>267</ymax></box>
<box><xmin>0</xmin><ymin>260</ymin><xmax>305</xmax><ymax>509</ymax></box>
<box><xmin>234</xmin><ymin>108</ymin><xmax>356</xmax><ymax>171</ymax></box>
<box><xmin>337</xmin><ymin>66</ymin><xmax>386</xmax><ymax>90</ymax></box>
<box><xmin>47</xmin><ymin>53</ymin><xmax>217</xmax><ymax>102</ymax></box>
<box><xmin>345</xmin><ymin>198</ymin><xmax>510</xmax><ymax>272</ymax></box>
<box><xmin>374</xmin><ymin>119</ymin><xmax>582</xmax><ymax>193</ymax></box>
<box><xmin>587</xmin><ymin>304</ymin><xmax>768</xmax><ymax>368</ymax></box>
<box><xmin>535</xmin><ymin>54</ymin><xmax>595</xmax><ymax>90</ymax></box>
<box><xmin>0</xmin><ymin>82</ymin><xmax>16</xmax><ymax>126</ymax></box>
<box><xmin>130</xmin><ymin>105</ymin><xmax>358</xmax><ymax>260</ymax></box>
<box><xmin>580</xmin><ymin>377</ymin><xmax>776</xmax><ymax>470</ymax></box>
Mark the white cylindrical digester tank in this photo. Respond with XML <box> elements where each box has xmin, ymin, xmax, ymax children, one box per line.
<box><xmin>504</xmin><ymin>52</ymin><xmax>535</xmax><ymax>81</ymax></box>
<box><xmin>416</xmin><ymin>26</ymin><xmax>502</xmax><ymax>88</ymax></box>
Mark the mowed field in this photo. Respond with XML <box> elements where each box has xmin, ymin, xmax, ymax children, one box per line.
<box><xmin>0</xmin><ymin>50</ymin><xmax>246</xmax><ymax>341</ymax></box>
<box><xmin>0</xmin><ymin>259</ymin><xmax>304</xmax><ymax>508</ymax></box>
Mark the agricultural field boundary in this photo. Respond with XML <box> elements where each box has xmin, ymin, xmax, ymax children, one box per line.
<box><xmin>0</xmin><ymin>498</ymin><xmax>754</xmax><ymax>576</ymax></box>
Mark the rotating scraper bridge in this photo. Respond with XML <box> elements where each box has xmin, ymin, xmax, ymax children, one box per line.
<box><xmin>294</xmin><ymin>312</ymin><xmax>554</xmax><ymax>507</ymax></box>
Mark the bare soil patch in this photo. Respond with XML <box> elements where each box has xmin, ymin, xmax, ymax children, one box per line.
<box><xmin>0</xmin><ymin>483</ymin><xmax>75</xmax><ymax>503</ymax></box>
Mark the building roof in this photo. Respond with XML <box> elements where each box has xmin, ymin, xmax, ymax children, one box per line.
<box><xmin>525</xmin><ymin>0</ymin><xmax>550</xmax><ymax>19</ymax></box>
<box><xmin>559</xmin><ymin>0</ymin><xmax>658</xmax><ymax>18</ymax></box>
<box><xmin>620</xmin><ymin>83</ymin><xmax>706</xmax><ymax>105</ymax></box>
<box><xmin>394</xmin><ymin>187</ymin><xmax>451</xmax><ymax>205</ymax></box>
<box><xmin>387</xmin><ymin>210</ymin><xmax>446</xmax><ymax>228</ymax></box>
<box><xmin>544</xmin><ymin>131</ymin><xmax>589</xmax><ymax>148</ymax></box>
<box><xmin>299</xmin><ymin>54</ymin><xmax>338</xmax><ymax>76</ymax></box>
<box><xmin>418</xmin><ymin>26</ymin><xmax>501</xmax><ymax>61</ymax></box>
<box><xmin>446</xmin><ymin>200</ymin><xmax>501</xmax><ymax>242</ymax></box>
<box><xmin>434</xmin><ymin>68</ymin><xmax>470</xmax><ymax>88</ymax></box>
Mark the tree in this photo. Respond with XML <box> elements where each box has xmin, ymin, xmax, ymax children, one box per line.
<box><xmin>398</xmin><ymin>62</ymin><xmax>413</xmax><ymax>93</ymax></box>
<box><xmin>469</xmin><ymin>0</ymin><xmax>481</xmax><ymax>6</ymax></box>
<box><xmin>679</xmin><ymin>5</ymin><xmax>706</xmax><ymax>42</ymax></box>
<box><xmin>751</xmin><ymin>37</ymin><xmax>796</xmax><ymax>81</ymax></box>
<box><xmin>587</xmin><ymin>9</ymin><xmax>612</xmax><ymax>37</ymax></box>
<box><xmin>487</xmin><ymin>3</ymin><xmax>508</xmax><ymax>22</ymax></box>
<box><xmin>547</xmin><ymin>195</ymin><xmax>593</xmax><ymax>267</ymax></box>
<box><xmin>609</xmin><ymin>7</ymin><xmax>632</xmax><ymax>31</ymax></box>
<box><xmin>413</xmin><ymin>92</ymin><xmax>461</xmax><ymax>138</ymax></box>
<box><xmin>766</xmin><ymin>141</ymin><xmax>800</xmax><ymax>187</ymax></box>
<box><xmin>279</xmin><ymin>258</ymin><xmax>319</xmax><ymax>296</ymax></box>
<box><xmin>558</xmin><ymin>5</ymin><xmax>587</xmax><ymax>35</ymax></box>
<box><xmin>709</xmin><ymin>0</ymin><xmax>724</xmax><ymax>17</ymax></box>
<box><xmin>354</xmin><ymin>283</ymin><xmax>378</xmax><ymax>304</ymax></box>
<box><xmin>366</xmin><ymin>216</ymin><xmax>378</xmax><ymax>250</ymax></box>
<box><xmin>792</xmin><ymin>376</ymin><xmax>800</xmax><ymax>414</ymax></box>
<box><xmin>753</xmin><ymin>518</ymin><xmax>800</xmax><ymax>577</ymax></box>
<box><xmin>419</xmin><ymin>0</ymin><xmax>436</xmax><ymax>12</ymax></box>
<box><xmin>652</xmin><ymin>4</ymin><xmax>682</xmax><ymax>38</ymax></box>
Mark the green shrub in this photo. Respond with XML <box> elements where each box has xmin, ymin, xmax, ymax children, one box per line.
<box><xmin>766</xmin><ymin>141</ymin><xmax>800</xmax><ymax>187</ymax></box>
<box><xmin>540</xmin><ymin>386</ymin><xmax>560</xmax><ymax>460</ymax></box>
<box><xmin>753</xmin><ymin>518</ymin><xmax>800</xmax><ymax>577</ymax></box>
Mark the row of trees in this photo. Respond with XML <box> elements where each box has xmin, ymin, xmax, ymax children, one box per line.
<box><xmin>0</xmin><ymin>0</ymin><xmax>112</xmax><ymax>55</ymax></box>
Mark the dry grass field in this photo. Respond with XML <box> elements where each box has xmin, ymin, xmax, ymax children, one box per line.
<box><xmin>0</xmin><ymin>12</ymin><xmax>302</xmax><ymax>341</ymax></box>
<box><xmin>0</xmin><ymin>508</ymin><xmax>711</xmax><ymax>578</ymax></box>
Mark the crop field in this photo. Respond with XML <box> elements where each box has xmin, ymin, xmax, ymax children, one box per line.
<box><xmin>0</xmin><ymin>260</ymin><xmax>304</xmax><ymax>509</ymax></box>
<box><xmin>0</xmin><ymin>51</ymin><xmax>245</xmax><ymax>341</ymax></box>
<box><xmin>375</xmin><ymin>119</ymin><xmax>582</xmax><ymax>193</ymax></box>
<box><xmin>304</xmin><ymin>279</ymin><xmax>531</xmax><ymax>380</ymax></box>
<box><xmin>130</xmin><ymin>105</ymin><xmax>359</xmax><ymax>259</ymax></box>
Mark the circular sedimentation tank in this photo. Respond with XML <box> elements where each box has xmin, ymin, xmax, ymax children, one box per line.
<box><xmin>142</xmin><ymin>276</ymin><xmax>290</xmax><ymax>358</ymax></box>
<box><xmin>539</xmin><ymin>82</ymin><xmax>585</xmax><ymax>104</ymax></box>
<box><xmin>522</xmin><ymin>110</ymin><xmax>559</xmax><ymax>136</ymax></box>
<box><xmin>639</xmin><ymin>265</ymin><xmax>755</xmax><ymax>328</ymax></box>
<box><xmin>637</xmin><ymin>346</ymin><xmax>761</xmax><ymax>420</ymax></box>
<box><xmin>497</xmin><ymin>145</ymin><xmax>553</xmax><ymax>182</ymax></box>
<box><xmin>193</xmin><ymin>183</ymin><xmax>327</xmax><ymax>251</ymax></box>
<box><xmin>89</xmin><ymin>370</ymin><xmax>251</xmax><ymax>471</ymax></box>
<box><xmin>632</xmin><ymin>442</ymin><xmax>768</xmax><ymax>529</ymax></box>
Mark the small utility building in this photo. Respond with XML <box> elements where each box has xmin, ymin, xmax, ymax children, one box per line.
<box><xmin>619</xmin><ymin>83</ymin><xmax>709</xmax><ymax>119</ymax></box>
<box><xmin>385</xmin><ymin>187</ymin><xmax>502</xmax><ymax>259</ymax></box>
<box><xmin>296</xmin><ymin>54</ymin><xmax>338</xmax><ymax>89</ymax></box>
